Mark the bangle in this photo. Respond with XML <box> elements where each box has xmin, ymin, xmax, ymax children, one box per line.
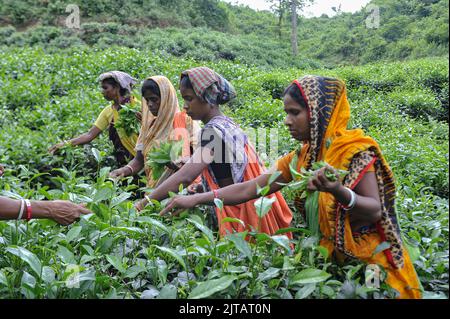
<box><xmin>25</xmin><ymin>199</ymin><xmax>32</xmax><ymax>222</ymax></box>
<box><xmin>213</xmin><ymin>189</ymin><xmax>219</xmax><ymax>199</ymax></box>
<box><xmin>17</xmin><ymin>199</ymin><xmax>25</xmax><ymax>220</ymax></box>
<box><xmin>125</xmin><ymin>165</ymin><xmax>134</xmax><ymax>174</ymax></box>
<box><xmin>341</xmin><ymin>187</ymin><xmax>356</xmax><ymax>211</ymax></box>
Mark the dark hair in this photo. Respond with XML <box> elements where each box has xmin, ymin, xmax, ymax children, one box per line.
<box><xmin>102</xmin><ymin>77</ymin><xmax>128</xmax><ymax>97</ymax></box>
<box><xmin>180</xmin><ymin>74</ymin><xmax>194</xmax><ymax>91</ymax></box>
<box><xmin>141</xmin><ymin>79</ymin><xmax>161</xmax><ymax>97</ymax></box>
<box><xmin>283</xmin><ymin>83</ymin><xmax>308</xmax><ymax>109</ymax></box>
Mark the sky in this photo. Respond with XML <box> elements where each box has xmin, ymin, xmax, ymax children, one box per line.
<box><xmin>223</xmin><ymin>0</ymin><xmax>372</xmax><ymax>17</ymax></box>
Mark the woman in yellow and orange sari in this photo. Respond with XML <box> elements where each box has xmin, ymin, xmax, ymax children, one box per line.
<box><xmin>160</xmin><ymin>75</ymin><xmax>422</xmax><ymax>299</ymax></box>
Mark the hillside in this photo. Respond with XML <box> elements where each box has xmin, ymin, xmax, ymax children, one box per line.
<box><xmin>0</xmin><ymin>0</ymin><xmax>448</xmax><ymax>67</ymax></box>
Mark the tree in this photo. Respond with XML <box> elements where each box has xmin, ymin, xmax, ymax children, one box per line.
<box><xmin>266</xmin><ymin>0</ymin><xmax>314</xmax><ymax>56</ymax></box>
<box><xmin>289</xmin><ymin>0</ymin><xmax>314</xmax><ymax>56</ymax></box>
<box><xmin>266</xmin><ymin>0</ymin><xmax>289</xmax><ymax>39</ymax></box>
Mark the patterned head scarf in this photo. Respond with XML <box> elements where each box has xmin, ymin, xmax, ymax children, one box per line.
<box><xmin>181</xmin><ymin>67</ymin><xmax>236</xmax><ymax>105</ymax></box>
<box><xmin>98</xmin><ymin>71</ymin><xmax>137</xmax><ymax>96</ymax></box>
<box><xmin>293</xmin><ymin>75</ymin><xmax>405</xmax><ymax>269</ymax></box>
<box><xmin>136</xmin><ymin>76</ymin><xmax>179</xmax><ymax>158</ymax></box>
<box><xmin>292</xmin><ymin>75</ymin><xmax>346</xmax><ymax>169</ymax></box>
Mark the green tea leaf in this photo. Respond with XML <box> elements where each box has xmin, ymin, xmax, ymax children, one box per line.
<box><xmin>188</xmin><ymin>275</ymin><xmax>236</xmax><ymax>299</ymax></box>
<box><xmin>257</xmin><ymin>267</ymin><xmax>280</xmax><ymax>281</ymax></box>
<box><xmin>6</xmin><ymin>246</ymin><xmax>42</xmax><ymax>277</ymax></box>
<box><xmin>106</xmin><ymin>255</ymin><xmax>126</xmax><ymax>273</ymax></box>
<box><xmin>187</xmin><ymin>218</ymin><xmax>215</xmax><ymax>244</ymax></box>
<box><xmin>254</xmin><ymin>196</ymin><xmax>276</xmax><ymax>218</ymax></box>
<box><xmin>65</xmin><ymin>226</ymin><xmax>82</xmax><ymax>243</ymax></box>
<box><xmin>291</xmin><ymin>269</ymin><xmax>331</xmax><ymax>285</ymax></box>
<box><xmin>271</xmin><ymin>235</ymin><xmax>291</xmax><ymax>252</ymax></box>
<box><xmin>155</xmin><ymin>246</ymin><xmax>186</xmax><ymax>271</ymax></box>
<box><xmin>295</xmin><ymin>283</ymin><xmax>317</xmax><ymax>299</ymax></box>
<box><xmin>226</xmin><ymin>233</ymin><xmax>252</xmax><ymax>260</ymax></box>
<box><xmin>111</xmin><ymin>192</ymin><xmax>132</xmax><ymax>207</ymax></box>
<box><xmin>373</xmin><ymin>241</ymin><xmax>391</xmax><ymax>256</ymax></box>
<box><xmin>221</xmin><ymin>217</ymin><xmax>245</xmax><ymax>228</ymax></box>
<box><xmin>0</xmin><ymin>270</ymin><xmax>8</xmax><ymax>286</ymax></box>
<box><xmin>157</xmin><ymin>284</ymin><xmax>178</xmax><ymax>299</ymax></box>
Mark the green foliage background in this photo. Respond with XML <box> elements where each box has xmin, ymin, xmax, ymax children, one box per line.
<box><xmin>0</xmin><ymin>45</ymin><xmax>448</xmax><ymax>298</ymax></box>
<box><xmin>0</xmin><ymin>0</ymin><xmax>448</xmax><ymax>300</ymax></box>
<box><xmin>0</xmin><ymin>0</ymin><xmax>448</xmax><ymax>67</ymax></box>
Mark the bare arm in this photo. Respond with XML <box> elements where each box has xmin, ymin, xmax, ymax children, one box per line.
<box><xmin>148</xmin><ymin>147</ymin><xmax>212</xmax><ymax>202</ymax></box>
<box><xmin>49</xmin><ymin>126</ymin><xmax>102</xmax><ymax>153</ymax></box>
<box><xmin>308</xmin><ymin>167</ymin><xmax>382</xmax><ymax>227</ymax></box>
<box><xmin>0</xmin><ymin>197</ymin><xmax>92</xmax><ymax>225</ymax></box>
<box><xmin>110</xmin><ymin>150</ymin><xmax>145</xmax><ymax>178</ymax></box>
<box><xmin>68</xmin><ymin>126</ymin><xmax>102</xmax><ymax>146</ymax></box>
<box><xmin>159</xmin><ymin>166</ymin><xmax>288</xmax><ymax>216</ymax></box>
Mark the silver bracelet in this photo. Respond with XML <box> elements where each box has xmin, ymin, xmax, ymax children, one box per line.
<box><xmin>17</xmin><ymin>199</ymin><xmax>25</xmax><ymax>220</ymax></box>
<box><xmin>342</xmin><ymin>187</ymin><xmax>356</xmax><ymax>211</ymax></box>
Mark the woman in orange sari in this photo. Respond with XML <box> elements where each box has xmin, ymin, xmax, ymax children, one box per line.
<box><xmin>109</xmin><ymin>76</ymin><xmax>200</xmax><ymax>188</ymax></box>
<box><xmin>136</xmin><ymin>67</ymin><xmax>293</xmax><ymax>238</ymax></box>
<box><xmin>161</xmin><ymin>75</ymin><xmax>422</xmax><ymax>299</ymax></box>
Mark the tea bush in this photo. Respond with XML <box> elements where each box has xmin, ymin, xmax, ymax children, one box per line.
<box><xmin>0</xmin><ymin>46</ymin><xmax>448</xmax><ymax>299</ymax></box>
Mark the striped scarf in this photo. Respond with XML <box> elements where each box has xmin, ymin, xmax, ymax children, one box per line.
<box><xmin>181</xmin><ymin>67</ymin><xmax>236</xmax><ymax>105</ymax></box>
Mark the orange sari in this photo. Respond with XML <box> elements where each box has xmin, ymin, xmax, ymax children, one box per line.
<box><xmin>203</xmin><ymin>143</ymin><xmax>293</xmax><ymax>238</ymax></box>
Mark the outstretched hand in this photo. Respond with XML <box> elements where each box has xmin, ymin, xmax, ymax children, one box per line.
<box><xmin>47</xmin><ymin>201</ymin><xmax>92</xmax><ymax>225</ymax></box>
<box><xmin>159</xmin><ymin>195</ymin><xmax>198</xmax><ymax>217</ymax></box>
<box><xmin>134</xmin><ymin>198</ymin><xmax>148</xmax><ymax>212</ymax></box>
<box><xmin>306</xmin><ymin>165</ymin><xmax>341</xmax><ymax>194</ymax></box>
<box><xmin>48</xmin><ymin>142</ymin><xmax>66</xmax><ymax>154</ymax></box>
<box><xmin>109</xmin><ymin>167</ymin><xmax>127</xmax><ymax>179</ymax></box>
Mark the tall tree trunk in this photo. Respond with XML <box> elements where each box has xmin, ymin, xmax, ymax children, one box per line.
<box><xmin>278</xmin><ymin>0</ymin><xmax>283</xmax><ymax>39</ymax></box>
<box><xmin>290</xmin><ymin>0</ymin><xmax>298</xmax><ymax>56</ymax></box>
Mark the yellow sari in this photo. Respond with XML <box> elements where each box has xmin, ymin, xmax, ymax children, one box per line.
<box><xmin>277</xmin><ymin>75</ymin><xmax>422</xmax><ymax>299</ymax></box>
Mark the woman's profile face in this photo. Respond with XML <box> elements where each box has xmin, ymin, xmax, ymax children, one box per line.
<box><xmin>180</xmin><ymin>85</ymin><xmax>209</xmax><ymax>122</ymax></box>
<box><xmin>283</xmin><ymin>94</ymin><xmax>311</xmax><ymax>141</ymax></box>
<box><xmin>143</xmin><ymin>90</ymin><xmax>161</xmax><ymax>116</ymax></box>
<box><xmin>101</xmin><ymin>81</ymin><xmax>119</xmax><ymax>101</ymax></box>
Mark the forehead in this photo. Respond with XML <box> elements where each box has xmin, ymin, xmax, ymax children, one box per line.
<box><xmin>283</xmin><ymin>94</ymin><xmax>303</xmax><ymax>109</ymax></box>
<box><xmin>180</xmin><ymin>85</ymin><xmax>196</xmax><ymax>96</ymax></box>
<box><xmin>101</xmin><ymin>80</ymin><xmax>113</xmax><ymax>88</ymax></box>
<box><xmin>142</xmin><ymin>90</ymin><xmax>159</xmax><ymax>98</ymax></box>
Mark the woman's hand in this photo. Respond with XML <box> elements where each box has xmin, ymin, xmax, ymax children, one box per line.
<box><xmin>307</xmin><ymin>165</ymin><xmax>341</xmax><ymax>194</ymax></box>
<box><xmin>187</xmin><ymin>183</ymin><xmax>204</xmax><ymax>194</ymax></box>
<box><xmin>48</xmin><ymin>141</ymin><xmax>66</xmax><ymax>154</ymax></box>
<box><xmin>159</xmin><ymin>195</ymin><xmax>199</xmax><ymax>217</ymax></box>
<box><xmin>109</xmin><ymin>167</ymin><xmax>128</xmax><ymax>179</ymax></box>
<box><xmin>134</xmin><ymin>198</ymin><xmax>148</xmax><ymax>212</ymax></box>
<box><xmin>46</xmin><ymin>201</ymin><xmax>92</xmax><ymax>225</ymax></box>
